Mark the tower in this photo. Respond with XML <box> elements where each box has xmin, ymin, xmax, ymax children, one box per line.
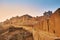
<box><xmin>43</xmin><ymin>11</ymin><xmax>52</xmax><ymax>17</ymax></box>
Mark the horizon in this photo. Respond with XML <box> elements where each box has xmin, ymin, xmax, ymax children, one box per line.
<box><xmin>0</xmin><ymin>0</ymin><xmax>60</xmax><ymax>22</ymax></box>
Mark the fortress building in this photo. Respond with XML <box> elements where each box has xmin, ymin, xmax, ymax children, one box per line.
<box><xmin>0</xmin><ymin>8</ymin><xmax>60</xmax><ymax>40</ymax></box>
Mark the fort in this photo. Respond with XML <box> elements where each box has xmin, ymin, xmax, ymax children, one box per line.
<box><xmin>0</xmin><ymin>8</ymin><xmax>60</xmax><ymax>40</ymax></box>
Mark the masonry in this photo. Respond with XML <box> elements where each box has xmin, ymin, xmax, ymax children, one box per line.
<box><xmin>0</xmin><ymin>8</ymin><xmax>60</xmax><ymax>40</ymax></box>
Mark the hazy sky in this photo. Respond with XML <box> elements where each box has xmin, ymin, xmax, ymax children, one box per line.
<box><xmin>0</xmin><ymin>0</ymin><xmax>60</xmax><ymax>22</ymax></box>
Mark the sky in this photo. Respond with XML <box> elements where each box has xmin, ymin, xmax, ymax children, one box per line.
<box><xmin>0</xmin><ymin>0</ymin><xmax>60</xmax><ymax>22</ymax></box>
